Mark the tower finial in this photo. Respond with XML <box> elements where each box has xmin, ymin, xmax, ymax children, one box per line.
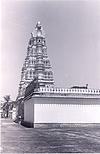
<box><xmin>36</xmin><ymin>21</ymin><xmax>42</xmax><ymax>30</ymax></box>
<box><xmin>35</xmin><ymin>21</ymin><xmax>43</xmax><ymax>37</ymax></box>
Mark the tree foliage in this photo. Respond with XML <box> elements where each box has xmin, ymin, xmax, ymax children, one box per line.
<box><xmin>1</xmin><ymin>95</ymin><xmax>16</xmax><ymax>118</ymax></box>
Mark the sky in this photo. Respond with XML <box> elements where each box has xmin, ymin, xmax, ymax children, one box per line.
<box><xmin>0</xmin><ymin>0</ymin><xmax>100</xmax><ymax>100</ymax></box>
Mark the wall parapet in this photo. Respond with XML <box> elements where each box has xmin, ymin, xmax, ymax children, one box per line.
<box><xmin>24</xmin><ymin>87</ymin><xmax>100</xmax><ymax>101</ymax></box>
<box><xmin>37</xmin><ymin>87</ymin><xmax>100</xmax><ymax>97</ymax></box>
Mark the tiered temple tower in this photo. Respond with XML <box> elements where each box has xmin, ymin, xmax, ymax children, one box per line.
<box><xmin>17</xmin><ymin>22</ymin><xmax>54</xmax><ymax>100</ymax></box>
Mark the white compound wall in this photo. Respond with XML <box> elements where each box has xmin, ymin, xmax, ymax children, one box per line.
<box><xmin>24</xmin><ymin>96</ymin><xmax>100</xmax><ymax>124</ymax></box>
<box><xmin>34</xmin><ymin>104</ymin><xmax>100</xmax><ymax>123</ymax></box>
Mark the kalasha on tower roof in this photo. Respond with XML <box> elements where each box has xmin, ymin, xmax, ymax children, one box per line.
<box><xmin>17</xmin><ymin>22</ymin><xmax>54</xmax><ymax>100</ymax></box>
<box><xmin>35</xmin><ymin>21</ymin><xmax>43</xmax><ymax>37</ymax></box>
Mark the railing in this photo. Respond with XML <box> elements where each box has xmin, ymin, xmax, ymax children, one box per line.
<box><xmin>37</xmin><ymin>87</ymin><xmax>100</xmax><ymax>97</ymax></box>
<box><xmin>24</xmin><ymin>87</ymin><xmax>100</xmax><ymax>100</ymax></box>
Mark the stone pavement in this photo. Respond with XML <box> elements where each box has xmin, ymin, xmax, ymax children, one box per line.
<box><xmin>1</xmin><ymin>118</ymin><xmax>100</xmax><ymax>153</ymax></box>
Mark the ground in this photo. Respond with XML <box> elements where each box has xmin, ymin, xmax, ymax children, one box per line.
<box><xmin>1</xmin><ymin>119</ymin><xmax>100</xmax><ymax>153</ymax></box>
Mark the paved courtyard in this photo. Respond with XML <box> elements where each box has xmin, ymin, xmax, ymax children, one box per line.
<box><xmin>1</xmin><ymin>118</ymin><xmax>100</xmax><ymax>153</ymax></box>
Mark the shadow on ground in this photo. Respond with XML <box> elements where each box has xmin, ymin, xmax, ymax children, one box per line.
<box><xmin>1</xmin><ymin>119</ymin><xmax>100</xmax><ymax>153</ymax></box>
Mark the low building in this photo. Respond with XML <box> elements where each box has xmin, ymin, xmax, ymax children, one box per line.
<box><xmin>23</xmin><ymin>86</ymin><xmax>100</xmax><ymax>127</ymax></box>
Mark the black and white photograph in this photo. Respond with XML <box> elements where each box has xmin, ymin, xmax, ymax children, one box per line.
<box><xmin>0</xmin><ymin>0</ymin><xmax>100</xmax><ymax>153</ymax></box>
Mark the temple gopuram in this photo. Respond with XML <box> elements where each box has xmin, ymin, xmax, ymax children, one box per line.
<box><xmin>16</xmin><ymin>22</ymin><xmax>100</xmax><ymax>127</ymax></box>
